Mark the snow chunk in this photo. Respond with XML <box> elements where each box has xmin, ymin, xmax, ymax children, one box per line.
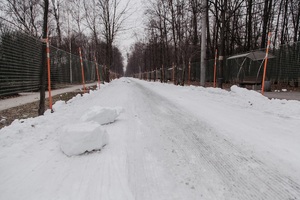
<box><xmin>80</xmin><ymin>106</ymin><xmax>124</xmax><ymax>125</ymax></box>
<box><xmin>59</xmin><ymin>121</ymin><xmax>108</xmax><ymax>156</ymax></box>
<box><xmin>52</xmin><ymin>100</ymin><xmax>66</xmax><ymax>110</ymax></box>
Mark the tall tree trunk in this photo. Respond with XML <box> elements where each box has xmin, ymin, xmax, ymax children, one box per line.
<box><xmin>292</xmin><ymin>1</ymin><xmax>300</xmax><ymax>42</ymax></box>
<box><xmin>191</xmin><ymin>0</ymin><xmax>198</xmax><ymax>46</ymax></box>
<box><xmin>273</xmin><ymin>0</ymin><xmax>283</xmax><ymax>47</ymax></box>
<box><xmin>206</xmin><ymin>3</ymin><xmax>212</xmax><ymax>58</ymax></box>
<box><xmin>163</xmin><ymin>11</ymin><xmax>169</xmax><ymax>82</ymax></box>
<box><xmin>51</xmin><ymin>0</ymin><xmax>62</xmax><ymax>47</ymax></box>
<box><xmin>246</xmin><ymin>0</ymin><xmax>252</xmax><ymax>51</ymax></box>
<box><xmin>218</xmin><ymin>0</ymin><xmax>227</xmax><ymax>88</ymax></box>
<box><xmin>169</xmin><ymin>0</ymin><xmax>178</xmax><ymax>85</ymax></box>
<box><xmin>38</xmin><ymin>0</ymin><xmax>49</xmax><ymax>115</ymax></box>
<box><xmin>261</xmin><ymin>0</ymin><xmax>270</xmax><ymax>48</ymax></box>
<box><xmin>280</xmin><ymin>0</ymin><xmax>289</xmax><ymax>44</ymax></box>
<box><xmin>213</xmin><ymin>0</ymin><xmax>219</xmax><ymax>54</ymax></box>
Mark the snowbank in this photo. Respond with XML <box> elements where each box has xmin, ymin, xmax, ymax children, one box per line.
<box><xmin>229</xmin><ymin>85</ymin><xmax>300</xmax><ymax>118</ymax></box>
<box><xmin>80</xmin><ymin>106</ymin><xmax>124</xmax><ymax>125</ymax></box>
<box><xmin>59</xmin><ymin>121</ymin><xmax>108</xmax><ymax>156</ymax></box>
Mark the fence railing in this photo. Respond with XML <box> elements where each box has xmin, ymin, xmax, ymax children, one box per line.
<box><xmin>0</xmin><ymin>24</ymin><xmax>108</xmax><ymax>96</ymax></box>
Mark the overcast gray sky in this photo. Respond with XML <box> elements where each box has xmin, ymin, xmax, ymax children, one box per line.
<box><xmin>116</xmin><ymin>0</ymin><xmax>146</xmax><ymax>65</ymax></box>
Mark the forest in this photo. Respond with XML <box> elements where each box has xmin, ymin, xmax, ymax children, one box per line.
<box><xmin>0</xmin><ymin>0</ymin><xmax>126</xmax><ymax>80</ymax></box>
<box><xmin>0</xmin><ymin>0</ymin><xmax>300</xmax><ymax>87</ymax></box>
<box><xmin>125</xmin><ymin>0</ymin><xmax>300</xmax><ymax>86</ymax></box>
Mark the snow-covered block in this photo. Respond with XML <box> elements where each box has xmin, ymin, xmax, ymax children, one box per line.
<box><xmin>52</xmin><ymin>100</ymin><xmax>66</xmax><ymax>110</ymax></box>
<box><xmin>59</xmin><ymin>121</ymin><xmax>108</xmax><ymax>156</ymax></box>
<box><xmin>80</xmin><ymin>106</ymin><xmax>124</xmax><ymax>125</ymax></box>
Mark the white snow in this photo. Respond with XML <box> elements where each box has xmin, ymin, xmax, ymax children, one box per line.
<box><xmin>0</xmin><ymin>78</ymin><xmax>300</xmax><ymax>200</ymax></box>
<box><xmin>59</xmin><ymin>121</ymin><xmax>108</xmax><ymax>156</ymax></box>
<box><xmin>58</xmin><ymin>105</ymin><xmax>122</xmax><ymax>156</ymax></box>
<box><xmin>80</xmin><ymin>106</ymin><xmax>123</xmax><ymax>124</ymax></box>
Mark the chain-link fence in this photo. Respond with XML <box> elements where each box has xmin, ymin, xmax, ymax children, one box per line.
<box><xmin>49</xmin><ymin>45</ymin><xmax>100</xmax><ymax>87</ymax></box>
<box><xmin>2</xmin><ymin>22</ymin><xmax>299</xmax><ymax>95</ymax></box>
<box><xmin>0</xmin><ymin>24</ymin><xmax>104</xmax><ymax>96</ymax></box>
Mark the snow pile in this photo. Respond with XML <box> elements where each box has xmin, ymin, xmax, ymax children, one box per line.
<box><xmin>80</xmin><ymin>106</ymin><xmax>123</xmax><ymax>124</ymax></box>
<box><xmin>229</xmin><ymin>85</ymin><xmax>269</xmax><ymax>107</ymax></box>
<box><xmin>52</xmin><ymin>100</ymin><xmax>66</xmax><ymax>111</ymax></box>
<box><xmin>59</xmin><ymin>106</ymin><xmax>123</xmax><ymax>156</ymax></box>
<box><xmin>229</xmin><ymin>85</ymin><xmax>300</xmax><ymax>118</ymax></box>
<box><xmin>59</xmin><ymin>121</ymin><xmax>108</xmax><ymax>156</ymax></box>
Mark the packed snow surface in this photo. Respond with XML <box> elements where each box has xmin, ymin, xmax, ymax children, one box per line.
<box><xmin>1</xmin><ymin>78</ymin><xmax>300</xmax><ymax>200</ymax></box>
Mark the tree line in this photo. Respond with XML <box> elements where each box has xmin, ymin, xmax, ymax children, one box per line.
<box><xmin>0</xmin><ymin>0</ymin><xmax>127</xmax><ymax>81</ymax></box>
<box><xmin>0</xmin><ymin>0</ymin><xmax>129</xmax><ymax>115</ymax></box>
<box><xmin>125</xmin><ymin>0</ymin><xmax>300</xmax><ymax>86</ymax></box>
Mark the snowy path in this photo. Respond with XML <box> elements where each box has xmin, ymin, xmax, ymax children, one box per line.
<box><xmin>0</xmin><ymin>82</ymin><xmax>97</xmax><ymax>111</ymax></box>
<box><xmin>0</xmin><ymin>78</ymin><xmax>300</xmax><ymax>200</ymax></box>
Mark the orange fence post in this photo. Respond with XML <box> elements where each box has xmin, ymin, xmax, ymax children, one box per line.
<box><xmin>46</xmin><ymin>38</ymin><xmax>53</xmax><ymax>113</ymax></box>
<box><xmin>93</xmin><ymin>53</ymin><xmax>101</xmax><ymax>89</ymax></box>
<box><xmin>213</xmin><ymin>49</ymin><xmax>218</xmax><ymax>88</ymax></box>
<box><xmin>261</xmin><ymin>32</ymin><xmax>271</xmax><ymax>95</ymax></box>
<box><xmin>79</xmin><ymin>47</ymin><xmax>86</xmax><ymax>93</ymax></box>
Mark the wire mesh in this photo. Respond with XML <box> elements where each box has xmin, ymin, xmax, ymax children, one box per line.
<box><xmin>133</xmin><ymin>42</ymin><xmax>299</xmax><ymax>88</ymax></box>
<box><xmin>1</xmin><ymin>23</ymin><xmax>299</xmax><ymax>94</ymax></box>
<box><xmin>0</xmin><ymin>26</ymin><xmax>42</xmax><ymax>95</ymax></box>
<box><xmin>0</xmin><ymin>25</ymin><xmax>103</xmax><ymax>96</ymax></box>
<box><xmin>270</xmin><ymin>42</ymin><xmax>300</xmax><ymax>85</ymax></box>
<box><xmin>224</xmin><ymin>42</ymin><xmax>300</xmax><ymax>85</ymax></box>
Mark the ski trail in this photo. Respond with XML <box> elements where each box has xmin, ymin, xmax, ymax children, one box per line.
<box><xmin>1</xmin><ymin>78</ymin><xmax>300</xmax><ymax>200</ymax></box>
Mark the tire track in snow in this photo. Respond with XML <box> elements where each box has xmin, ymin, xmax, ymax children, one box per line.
<box><xmin>132</xmin><ymin>79</ymin><xmax>300</xmax><ymax>200</ymax></box>
<box><xmin>121</xmin><ymin>80</ymin><xmax>195</xmax><ymax>200</ymax></box>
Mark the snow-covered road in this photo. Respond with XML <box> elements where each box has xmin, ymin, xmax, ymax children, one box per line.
<box><xmin>1</xmin><ymin>78</ymin><xmax>300</xmax><ymax>200</ymax></box>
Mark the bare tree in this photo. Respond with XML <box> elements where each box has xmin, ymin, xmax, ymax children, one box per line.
<box><xmin>290</xmin><ymin>0</ymin><xmax>300</xmax><ymax>42</ymax></box>
<box><xmin>127</xmin><ymin>0</ymin><xmax>300</xmax><ymax>85</ymax></box>
<box><xmin>51</xmin><ymin>0</ymin><xmax>62</xmax><ymax>47</ymax></box>
<box><xmin>69</xmin><ymin>0</ymin><xmax>84</xmax><ymax>37</ymax></box>
<box><xmin>261</xmin><ymin>0</ymin><xmax>273</xmax><ymax>48</ymax></box>
<box><xmin>1</xmin><ymin>0</ymin><xmax>41</xmax><ymax>36</ymax></box>
<box><xmin>83</xmin><ymin>0</ymin><xmax>101</xmax><ymax>45</ymax></box>
<box><xmin>97</xmin><ymin>0</ymin><xmax>129</xmax><ymax>82</ymax></box>
<box><xmin>145</xmin><ymin>0</ymin><xmax>171</xmax><ymax>82</ymax></box>
<box><xmin>38</xmin><ymin>0</ymin><xmax>49</xmax><ymax>115</ymax></box>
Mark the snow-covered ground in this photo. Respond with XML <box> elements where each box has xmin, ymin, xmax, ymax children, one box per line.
<box><xmin>0</xmin><ymin>78</ymin><xmax>300</xmax><ymax>200</ymax></box>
